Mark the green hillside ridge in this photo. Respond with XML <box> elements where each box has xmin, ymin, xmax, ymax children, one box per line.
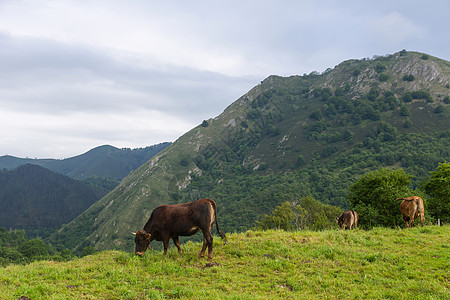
<box><xmin>50</xmin><ymin>50</ymin><xmax>450</xmax><ymax>252</ymax></box>
<box><xmin>2</xmin><ymin>226</ymin><xmax>449</xmax><ymax>299</ymax></box>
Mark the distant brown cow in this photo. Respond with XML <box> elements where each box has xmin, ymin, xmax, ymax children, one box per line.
<box><xmin>132</xmin><ymin>199</ymin><xmax>227</xmax><ymax>259</ymax></box>
<box><xmin>337</xmin><ymin>210</ymin><xmax>359</xmax><ymax>230</ymax></box>
<box><xmin>396</xmin><ymin>196</ymin><xmax>425</xmax><ymax>228</ymax></box>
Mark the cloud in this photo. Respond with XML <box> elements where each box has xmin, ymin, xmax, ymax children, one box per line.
<box><xmin>370</xmin><ymin>12</ymin><xmax>424</xmax><ymax>48</ymax></box>
<box><xmin>0</xmin><ymin>30</ymin><xmax>257</xmax><ymax>158</ymax></box>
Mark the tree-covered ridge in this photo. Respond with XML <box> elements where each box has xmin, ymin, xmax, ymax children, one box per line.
<box><xmin>51</xmin><ymin>51</ymin><xmax>450</xmax><ymax>251</ymax></box>
<box><xmin>0</xmin><ymin>164</ymin><xmax>100</xmax><ymax>231</ymax></box>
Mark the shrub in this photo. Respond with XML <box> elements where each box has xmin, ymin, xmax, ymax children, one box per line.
<box><xmin>309</xmin><ymin>109</ymin><xmax>323</xmax><ymax>121</ymax></box>
<box><xmin>434</xmin><ymin>105</ymin><xmax>444</xmax><ymax>114</ymax></box>
<box><xmin>402</xmin><ymin>93</ymin><xmax>413</xmax><ymax>103</ymax></box>
<box><xmin>400</xmin><ymin>106</ymin><xmax>410</xmax><ymax>116</ymax></box>
<box><xmin>378</xmin><ymin>73</ymin><xmax>390</xmax><ymax>82</ymax></box>
<box><xmin>347</xmin><ymin>168</ymin><xmax>414</xmax><ymax>228</ymax></box>
<box><xmin>403</xmin><ymin>74</ymin><xmax>415</xmax><ymax>82</ymax></box>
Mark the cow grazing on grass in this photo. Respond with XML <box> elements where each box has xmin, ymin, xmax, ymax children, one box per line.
<box><xmin>337</xmin><ymin>210</ymin><xmax>359</xmax><ymax>230</ymax></box>
<box><xmin>396</xmin><ymin>196</ymin><xmax>425</xmax><ymax>228</ymax></box>
<box><xmin>132</xmin><ymin>198</ymin><xmax>227</xmax><ymax>259</ymax></box>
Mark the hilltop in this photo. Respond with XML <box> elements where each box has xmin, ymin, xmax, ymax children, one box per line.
<box><xmin>50</xmin><ymin>51</ymin><xmax>450</xmax><ymax>252</ymax></box>
<box><xmin>1</xmin><ymin>226</ymin><xmax>448</xmax><ymax>299</ymax></box>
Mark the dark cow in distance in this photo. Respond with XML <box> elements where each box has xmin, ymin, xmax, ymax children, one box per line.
<box><xmin>396</xmin><ymin>196</ymin><xmax>425</xmax><ymax>228</ymax></box>
<box><xmin>337</xmin><ymin>210</ymin><xmax>359</xmax><ymax>230</ymax></box>
<box><xmin>132</xmin><ymin>198</ymin><xmax>227</xmax><ymax>259</ymax></box>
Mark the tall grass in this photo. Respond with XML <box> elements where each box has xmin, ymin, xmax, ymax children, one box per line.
<box><xmin>1</xmin><ymin>226</ymin><xmax>448</xmax><ymax>299</ymax></box>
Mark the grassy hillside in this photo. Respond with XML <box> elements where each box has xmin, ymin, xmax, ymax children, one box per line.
<box><xmin>51</xmin><ymin>50</ymin><xmax>450</xmax><ymax>251</ymax></box>
<box><xmin>1</xmin><ymin>226</ymin><xmax>448</xmax><ymax>299</ymax></box>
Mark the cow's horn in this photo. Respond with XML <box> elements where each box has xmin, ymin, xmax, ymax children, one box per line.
<box><xmin>131</xmin><ymin>232</ymin><xmax>136</xmax><ymax>235</ymax></box>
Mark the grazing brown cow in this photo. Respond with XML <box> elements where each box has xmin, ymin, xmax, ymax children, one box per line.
<box><xmin>396</xmin><ymin>196</ymin><xmax>425</xmax><ymax>228</ymax></box>
<box><xmin>337</xmin><ymin>210</ymin><xmax>359</xmax><ymax>230</ymax></box>
<box><xmin>132</xmin><ymin>198</ymin><xmax>227</xmax><ymax>259</ymax></box>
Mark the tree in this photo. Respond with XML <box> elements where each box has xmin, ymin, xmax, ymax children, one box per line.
<box><xmin>378</xmin><ymin>73</ymin><xmax>390</xmax><ymax>82</ymax></box>
<box><xmin>256</xmin><ymin>201</ymin><xmax>295</xmax><ymax>230</ymax></box>
<box><xmin>400</xmin><ymin>106</ymin><xmax>410</xmax><ymax>116</ymax></box>
<box><xmin>434</xmin><ymin>105</ymin><xmax>444</xmax><ymax>114</ymax></box>
<box><xmin>294</xmin><ymin>196</ymin><xmax>341</xmax><ymax>230</ymax></box>
<box><xmin>402</xmin><ymin>93</ymin><xmax>413</xmax><ymax>103</ymax></box>
<box><xmin>403</xmin><ymin>74</ymin><xmax>415</xmax><ymax>82</ymax></box>
<box><xmin>347</xmin><ymin>168</ymin><xmax>415</xmax><ymax>228</ymax></box>
<box><xmin>310</xmin><ymin>109</ymin><xmax>323</xmax><ymax>121</ymax></box>
<box><xmin>255</xmin><ymin>197</ymin><xmax>341</xmax><ymax>231</ymax></box>
<box><xmin>423</xmin><ymin>162</ymin><xmax>450</xmax><ymax>224</ymax></box>
<box><xmin>19</xmin><ymin>239</ymin><xmax>49</xmax><ymax>258</ymax></box>
<box><xmin>81</xmin><ymin>246</ymin><xmax>96</xmax><ymax>257</ymax></box>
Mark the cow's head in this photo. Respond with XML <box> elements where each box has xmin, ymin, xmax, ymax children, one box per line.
<box><xmin>132</xmin><ymin>230</ymin><xmax>151</xmax><ymax>256</ymax></box>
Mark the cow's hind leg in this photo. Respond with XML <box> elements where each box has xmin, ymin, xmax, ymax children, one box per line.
<box><xmin>172</xmin><ymin>236</ymin><xmax>183</xmax><ymax>254</ymax></box>
<box><xmin>403</xmin><ymin>216</ymin><xmax>410</xmax><ymax>228</ymax></box>
<box><xmin>199</xmin><ymin>231</ymin><xmax>214</xmax><ymax>259</ymax></box>
<box><xmin>420</xmin><ymin>214</ymin><xmax>425</xmax><ymax>227</ymax></box>
<box><xmin>199</xmin><ymin>238</ymin><xmax>207</xmax><ymax>258</ymax></box>
<box><xmin>204</xmin><ymin>232</ymin><xmax>214</xmax><ymax>260</ymax></box>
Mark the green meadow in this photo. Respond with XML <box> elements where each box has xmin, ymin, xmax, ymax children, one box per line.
<box><xmin>1</xmin><ymin>226</ymin><xmax>448</xmax><ymax>299</ymax></box>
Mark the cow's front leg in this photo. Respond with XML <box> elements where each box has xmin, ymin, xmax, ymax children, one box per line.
<box><xmin>172</xmin><ymin>236</ymin><xmax>183</xmax><ymax>254</ymax></box>
<box><xmin>163</xmin><ymin>238</ymin><xmax>170</xmax><ymax>255</ymax></box>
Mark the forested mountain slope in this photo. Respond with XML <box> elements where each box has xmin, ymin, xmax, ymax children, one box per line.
<box><xmin>0</xmin><ymin>164</ymin><xmax>99</xmax><ymax>231</ymax></box>
<box><xmin>50</xmin><ymin>51</ymin><xmax>450</xmax><ymax>252</ymax></box>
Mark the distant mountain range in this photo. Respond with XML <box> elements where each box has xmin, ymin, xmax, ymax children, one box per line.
<box><xmin>48</xmin><ymin>50</ymin><xmax>450</xmax><ymax>252</ymax></box>
<box><xmin>0</xmin><ymin>143</ymin><xmax>171</xmax><ymax>234</ymax></box>
<box><xmin>0</xmin><ymin>143</ymin><xmax>171</xmax><ymax>180</ymax></box>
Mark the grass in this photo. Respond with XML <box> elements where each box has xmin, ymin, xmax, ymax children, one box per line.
<box><xmin>1</xmin><ymin>226</ymin><xmax>448</xmax><ymax>299</ymax></box>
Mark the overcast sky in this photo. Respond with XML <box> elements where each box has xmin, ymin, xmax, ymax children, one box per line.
<box><xmin>0</xmin><ymin>0</ymin><xmax>449</xmax><ymax>159</ymax></box>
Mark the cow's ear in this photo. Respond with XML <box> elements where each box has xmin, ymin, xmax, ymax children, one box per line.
<box><xmin>145</xmin><ymin>233</ymin><xmax>151</xmax><ymax>240</ymax></box>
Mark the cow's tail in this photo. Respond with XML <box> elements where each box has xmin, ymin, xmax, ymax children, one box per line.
<box><xmin>396</xmin><ymin>197</ymin><xmax>415</xmax><ymax>201</ymax></box>
<box><xmin>210</xmin><ymin>199</ymin><xmax>228</xmax><ymax>245</ymax></box>
<box><xmin>416</xmin><ymin>197</ymin><xmax>425</xmax><ymax>214</ymax></box>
